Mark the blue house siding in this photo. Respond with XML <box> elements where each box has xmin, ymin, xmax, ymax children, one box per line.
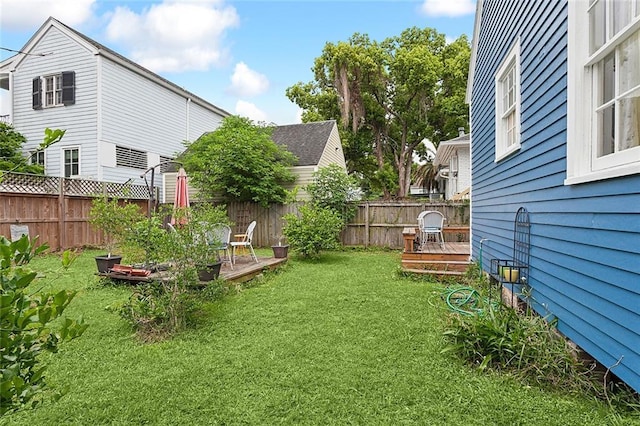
<box><xmin>469</xmin><ymin>0</ymin><xmax>640</xmax><ymax>392</ymax></box>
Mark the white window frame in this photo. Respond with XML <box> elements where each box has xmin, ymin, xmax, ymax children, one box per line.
<box><xmin>566</xmin><ymin>0</ymin><xmax>640</xmax><ymax>185</ymax></box>
<box><xmin>43</xmin><ymin>74</ymin><xmax>63</xmax><ymax>107</ymax></box>
<box><xmin>63</xmin><ymin>147</ymin><xmax>80</xmax><ymax>178</ymax></box>
<box><xmin>30</xmin><ymin>150</ymin><xmax>45</xmax><ymax>168</ymax></box>
<box><xmin>494</xmin><ymin>39</ymin><xmax>521</xmax><ymax>162</ymax></box>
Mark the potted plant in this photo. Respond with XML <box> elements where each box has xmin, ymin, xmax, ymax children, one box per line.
<box><xmin>271</xmin><ymin>236</ymin><xmax>289</xmax><ymax>259</ymax></box>
<box><xmin>89</xmin><ymin>196</ymin><xmax>142</xmax><ymax>273</ymax></box>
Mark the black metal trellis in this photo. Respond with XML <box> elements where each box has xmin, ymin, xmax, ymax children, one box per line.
<box><xmin>490</xmin><ymin>207</ymin><xmax>531</xmax><ymax>307</ymax></box>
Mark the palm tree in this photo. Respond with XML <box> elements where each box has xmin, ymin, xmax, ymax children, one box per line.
<box><xmin>412</xmin><ymin>161</ymin><xmax>439</xmax><ymax>195</ymax></box>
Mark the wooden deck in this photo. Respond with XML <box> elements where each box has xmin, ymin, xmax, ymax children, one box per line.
<box><xmin>401</xmin><ymin>227</ymin><xmax>471</xmax><ymax>277</ymax></box>
<box><xmin>98</xmin><ymin>256</ymin><xmax>288</xmax><ymax>285</ymax></box>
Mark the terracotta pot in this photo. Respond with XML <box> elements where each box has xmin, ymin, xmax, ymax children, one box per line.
<box><xmin>271</xmin><ymin>245</ymin><xmax>289</xmax><ymax>259</ymax></box>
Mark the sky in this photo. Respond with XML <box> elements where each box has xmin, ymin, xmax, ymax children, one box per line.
<box><xmin>0</xmin><ymin>0</ymin><xmax>476</xmax><ymax>126</ymax></box>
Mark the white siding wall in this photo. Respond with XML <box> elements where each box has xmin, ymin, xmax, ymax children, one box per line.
<box><xmin>317</xmin><ymin>124</ymin><xmax>347</xmax><ymax>169</ymax></box>
<box><xmin>12</xmin><ymin>26</ymin><xmax>98</xmax><ymax>178</ymax></box>
<box><xmin>284</xmin><ymin>166</ymin><xmax>316</xmax><ymax>200</ymax></box>
<box><xmin>100</xmin><ymin>59</ymin><xmax>188</xmax><ymax>157</ymax></box>
<box><xmin>457</xmin><ymin>147</ymin><xmax>471</xmax><ymax>195</ymax></box>
<box><xmin>188</xmin><ymin>101</ymin><xmax>223</xmax><ymax>142</ymax></box>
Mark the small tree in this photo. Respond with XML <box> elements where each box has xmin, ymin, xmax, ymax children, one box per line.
<box><xmin>306</xmin><ymin>164</ymin><xmax>360</xmax><ymax>222</ymax></box>
<box><xmin>180</xmin><ymin>116</ymin><xmax>297</xmax><ymax>207</ymax></box>
<box><xmin>89</xmin><ymin>196</ymin><xmax>144</xmax><ymax>257</ymax></box>
<box><xmin>0</xmin><ymin>235</ymin><xmax>87</xmax><ymax>415</ymax></box>
<box><xmin>283</xmin><ymin>204</ymin><xmax>344</xmax><ymax>258</ymax></box>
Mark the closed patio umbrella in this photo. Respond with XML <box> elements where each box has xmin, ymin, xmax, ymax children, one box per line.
<box><xmin>171</xmin><ymin>167</ymin><xmax>189</xmax><ymax>226</ymax></box>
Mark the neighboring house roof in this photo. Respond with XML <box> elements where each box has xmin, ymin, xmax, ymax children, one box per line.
<box><xmin>0</xmin><ymin>17</ymin><xmax>230</xmax><ymax>118</ymax></box>
<box><xmin>271</xmin><ymin>120</ymin><xmax>337</xmax><ymax>166</ymax></box>
<box><xmin>433</xmin><ymin>133</ymin><xmax>470</xmax><ymax>168</ymax></box>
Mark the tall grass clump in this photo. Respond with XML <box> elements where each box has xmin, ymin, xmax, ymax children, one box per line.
<box><xmin>442</xmin><ymin>288</ymin><xmax>639</xmax><ymax>412</ymax></box>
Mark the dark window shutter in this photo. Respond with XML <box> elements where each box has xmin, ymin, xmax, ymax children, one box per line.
<box><xmin>32</xmin><ymin>77</ymin><xmax>42</xmax><ymax>110</ymax></box>
<box><xmin>61</xmin><ymin>71</ymin><xmax>75</xmax><ymax>105</ymax></box>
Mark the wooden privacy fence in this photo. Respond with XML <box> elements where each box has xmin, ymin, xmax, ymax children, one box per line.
<box><xmin>225</xmin><ymin>201</ymin><xmax>470</xmax><ymax>249</ymax></box>
<box><xmin>0</xmin><ymin>172</ymin><xmax>150</xmax><ymax>250</ymax></box>
<box><xmin>1</xmin><ymin>172</ymin><xmax>469</xmax><ymax>251</ymax></box>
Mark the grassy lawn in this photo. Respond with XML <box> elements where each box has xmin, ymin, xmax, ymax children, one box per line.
<box><xmin>3</xmin><ymin>249</ymin><xmax>636</xmax><ymax>425</ymax></box>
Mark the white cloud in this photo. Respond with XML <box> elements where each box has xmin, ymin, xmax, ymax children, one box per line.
<box><xmin>105</xmin><ymin>1</ymin><xmax>239</xmax><ymax>72</ymax></box>
<box><xmin>420</xmin><ymin>0</ymin><xmax>475</xmax><ymax>17</ymax></box>
<box><xmin>0</xmin><ymin>0</ymin><xmax>96</xmax><ymax>30</ymax></box>
<box><xmin>294</xmin><ymin>108</ymin><xmax>303</xmax><ymax>124</ymax></box>
<box><xmin>235</xmin><ymin>100</ymin><xmax>268</xmax><ymax>123</ymax></box>
<box><xmin>229</xmin><ymin>62</ymin><xmax>269</xmax><ymax>97</ymax></box>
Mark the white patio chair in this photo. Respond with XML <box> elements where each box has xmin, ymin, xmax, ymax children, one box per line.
<box><xmin>419</xmin><ymin>211</ymin><xmax>446</xmax><ymax>249</ymax></box>
<box><xmin>230</xmin><ymin>221</ymin><xmax>258</xmax><ymax>264</ymax></box>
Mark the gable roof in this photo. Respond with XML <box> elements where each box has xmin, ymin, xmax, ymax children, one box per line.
<box><xmin>271</xmin><ymin>120</ymin><xmax>337</xmax><ymax>166</ymax></box>
<box><xmin>1</xmin><ymin>17</ymin><xmax>230</xmax><ymax>117</ymax></box>
<box><xmin>433</xmin><ymin>133</ymin><xmax>470</xmax><ymax>167</ymax></box>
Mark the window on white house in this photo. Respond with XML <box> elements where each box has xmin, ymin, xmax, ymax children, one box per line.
<box><xmin>64</xmin><ymin>148</ymin><xmax>79</xmax><ymax>178</ymax></box>
<box><xmin>567</xmin><ymin>0</ymin><xmax>640</xmax><ymax>184</ymax></box>
<box><xmin>495</xmin><ymin>40</ymin><xmax>521</xmax><ymax>161</ymax></box>
<box><xmin>44</xmin><ymin>74</ymin><xmax>62</xmax><ymax>107</ymax></box>
<box><xmin>116</xmin><ymin>146</ymin><xmax>147</xmax><ymax>170</ymax></box>
<box><xmin>30</xmin><ymin>150</ymin><xmax>45</xmax><ymax>167</ymax></box>
<box><xmin>32</xmin><ymin>71</ymin><xmax>75</xmax><ymax>109</ymax></box>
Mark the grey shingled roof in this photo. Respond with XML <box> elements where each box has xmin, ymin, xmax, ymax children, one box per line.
<box><xmin>271</xmin><ymin>120</ymin><xmax>336</xmax><ymax>166</ymax></box>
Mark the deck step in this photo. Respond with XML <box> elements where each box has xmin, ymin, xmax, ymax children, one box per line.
<box><xmin>401</xmin><ymin>268</ymin><xmax>465</xmax><ymax>276</ymax></box>
<box><xmin>401</xmin><ymin>259</ymin><xmax>470</xmax><ymax>272</ymax></box>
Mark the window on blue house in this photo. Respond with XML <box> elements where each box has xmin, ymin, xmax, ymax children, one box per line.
<box><xmin>567</xmin><ymin>0</ymin><xmax>640</xmax><ymax>184</ymax></box>
<box><xmin>494</xmin><ymin>40</ymin><xmax>521</xmax><ymax>161</ymax></box>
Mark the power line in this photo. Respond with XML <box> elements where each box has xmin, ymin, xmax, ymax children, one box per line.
<box><xmin>0</xmin><ymin>46</ymin><xmax>52</xmax><ymax>56</ymax></box>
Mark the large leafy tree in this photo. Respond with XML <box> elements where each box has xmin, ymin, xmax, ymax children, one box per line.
<box><xmin>287</xmin><ymin>28</ymin><xmax>470</xmax><ymax>198</ymax></box>
<box><xmin>180</xmin><ymin>116</ymin><xmax>297</xmax><ymax>207</ymax></box>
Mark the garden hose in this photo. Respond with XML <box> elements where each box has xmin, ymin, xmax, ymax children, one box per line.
<box><xmin>444</xmin><ymin>286</ymin><xmax>497</xmax><ymax>316</ymax></box>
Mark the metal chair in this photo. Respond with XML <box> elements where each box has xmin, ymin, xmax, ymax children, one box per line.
<box><xmin>230</xmin><ymin>221</ymin><xmax>258</xmax><ymax>264</ymax></box>
<box><xmin>207</xmin><ymin>224</ymin><xmax>233</xmax><ymax>270</ymax></box>
<box><xmin>419</xmin><ymin>211</ymin><xmax>446</xmax><ymax>249</ymax></box>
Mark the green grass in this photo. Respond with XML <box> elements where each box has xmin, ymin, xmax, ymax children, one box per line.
<box><xmin>3</xmin><ymin>249</ymin><xmax>637</xmax><ymax>425</ymax></box>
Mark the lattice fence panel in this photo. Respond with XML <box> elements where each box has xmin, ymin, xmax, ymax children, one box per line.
<box><xmin>0</xmin><ymin>172</ymin><xmax>59</xmax><ymax>194</ymax></box>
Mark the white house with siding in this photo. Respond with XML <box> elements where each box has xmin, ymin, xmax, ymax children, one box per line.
<box><xmin>0</xmin><ymin>17</ymin><xmax>229</xmax><ymax>192</ymax></box>
<box><xmin>433</xmin><ymin>129</ymin><xmax>470</xmax><ymax>200</ymax></box>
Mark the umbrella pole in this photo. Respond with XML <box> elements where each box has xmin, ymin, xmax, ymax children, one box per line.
<box><xmin>140</xmin><ymin>160</ymin><xmax>182</xmax><ymax>269</ymax></box>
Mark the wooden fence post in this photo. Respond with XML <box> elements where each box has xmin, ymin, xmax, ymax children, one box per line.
<box><xmin>58</xmin><ymin>178</ymin><xmax>65</xmax><ymax>251</ymax></box>
<box><xmin>364</xmin><ymin>202</ymin><xmax>369</xmax><ymax>248</ymax></box>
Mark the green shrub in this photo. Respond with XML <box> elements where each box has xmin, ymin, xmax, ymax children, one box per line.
<box><xmin>306</xmin><ymin>164</ymin><xmax>359</xmax><ymax>222</ymax></box>
<box><xmin>0</xmin><ymin>235</ymin><xmax>87</xmax><ymax>415</ymax></box>
<box><xmin>283</xmin><ymin>204</ymin><xmax>344</xmax><ymax>258</ymax></box>
<box><xmin>117</xmin><ymin>204</ymin><xmax>230</xmax><ymax>341</ymax></box>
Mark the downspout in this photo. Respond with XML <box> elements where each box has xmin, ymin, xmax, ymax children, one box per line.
<box><xmin>186</xmin><ymin>97</ymin><xmax>191</xmax><ymax>141</ymax></box>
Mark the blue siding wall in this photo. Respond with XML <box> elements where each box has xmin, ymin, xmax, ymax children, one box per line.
<box><xmin>470</xmin><ymin>0</ymin><xmax>640</xmax><ymax>392</ymax></box>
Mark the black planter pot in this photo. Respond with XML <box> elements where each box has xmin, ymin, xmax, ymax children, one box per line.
<box><xmin>95</xmin><ymin>255</ymin><xmax>123</xmax><ymax>273</ymax></box>
<box><xmin>271</xmin><ymin>245</ymin><xmax>289</xmax><ymax>259</ymax></box>
<box><xmin>197</xmin><ymin>261</ymin><xmax>223</xmax><ymax>282</ymax></box>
